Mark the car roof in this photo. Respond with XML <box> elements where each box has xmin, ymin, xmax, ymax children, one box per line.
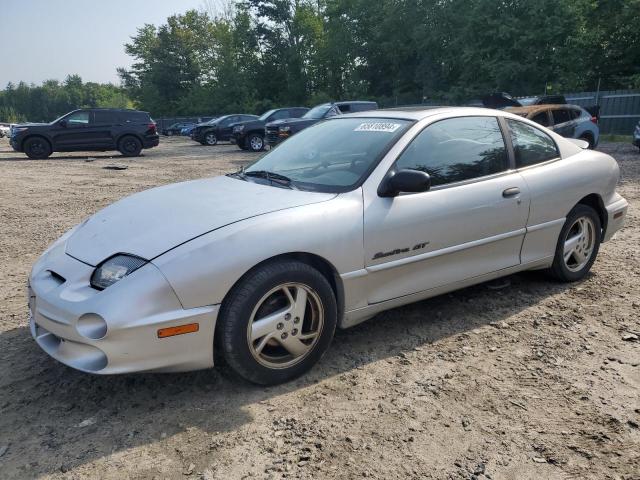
<box><xmin>505</xmin><ymin>104</ymin><xmax>582</xmax><ymax>115</ymax></box>
<box><xmin>78</xmin><ymin>108</ymin><xmax>150</xmax><ymax>113</ymax></box>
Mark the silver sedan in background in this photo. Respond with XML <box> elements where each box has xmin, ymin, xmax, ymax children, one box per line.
<box><xmin>28</xmin><ymin>107</ymin><xmax>628</xmax><ymax>385</ymax></box>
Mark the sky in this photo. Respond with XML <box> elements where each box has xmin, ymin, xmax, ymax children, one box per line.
<box><xmin>0</xmin><ymin>0</ymin><xmax>207</xmax><ymax>88</ymax></box>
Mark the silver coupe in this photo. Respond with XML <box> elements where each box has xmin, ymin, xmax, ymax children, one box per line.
<box><xmin>28</xmin><ymin>107</ymin><xmax>628</xmax><ymax>384</ymax></box>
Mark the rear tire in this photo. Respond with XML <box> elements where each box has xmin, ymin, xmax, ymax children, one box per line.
<box><xmin>217</xmin><ymin>260</ymin><xmax>337</xmax><ymax>385</ymax></box>
<box><xmin>24</xmin><ymin>137</ymin><xmax>52</xmax><ymax>159</ymax></box>
<box><xmin>580</xmin><ymin>133</ymin><xmax>595</xmax><ymax>149</ymax></box>
<box><xmin>548</xmin><ymin>204</ymin><xmax>601</xmax><ymax>282</ymax></box>
<box><xmin>118</xmin><ymin>135</ymin><xmax>142</xmax><ymax>157</ymax></box>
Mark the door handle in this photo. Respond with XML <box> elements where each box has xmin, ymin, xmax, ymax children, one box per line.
<box><xmin>502</xmin><ymin>187</ymin><xmax>521</xmax><ymax>198</ymax></box>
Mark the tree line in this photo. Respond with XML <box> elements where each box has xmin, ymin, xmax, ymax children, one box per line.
<box><xmin>2</xmin><ymin>0</ymin><xmax>639</xmax><ymax>121</ymax></box>
<box><xmin>0</xmin><ymin>75</ymin><xmax>132</xmax><ymax>123</ymax></box>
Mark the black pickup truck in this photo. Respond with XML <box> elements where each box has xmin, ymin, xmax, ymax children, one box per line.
<box><xmin>265</xmin><ymin>101</ymin><xmax>378</xmax><ymax>147</ymax></box>
<box><xmin>231</xmin><ymin>107</ymin><xmax>308</xmax><ymax>151</ymax></box>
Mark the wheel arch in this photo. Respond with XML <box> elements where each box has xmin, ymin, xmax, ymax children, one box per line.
<box><xmin>21</xmin><ymin>134</ymin><xmax>53</xmax><ymax>152</ymax></box>
<box><xmin>116</xmin><ymin>132</ymin><xmax>144</xmax><ymax>147</ymax></box>
<box><xmin>576</xmin><ymin>193</ymin><xmax>607</xmax><ymax>239</ymax></box>
<box><xmin>220</xmin><ymin>252</ymin><xmax>345</xmax><ymax>324</ymax></box>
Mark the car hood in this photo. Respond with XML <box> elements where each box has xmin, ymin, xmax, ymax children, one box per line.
<box><xmin>266</xmin><ymin>117</ymin><xmax>319</xmax><ymax>128</ymax></box>
<box><xmin>16</xmin><ymin>122</ymin><xmax>49</xmax><ymax>127</ymax></box>
<box><xmin>65</xmin><ymin>176</ymin><xmax>336</xmax><ymax>266</ymax></box>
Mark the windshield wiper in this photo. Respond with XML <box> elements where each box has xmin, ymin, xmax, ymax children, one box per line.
<box><xmin>244</xmin><ymin>170</ymin><xmax>296</xmax><ymax>188</ymax></box>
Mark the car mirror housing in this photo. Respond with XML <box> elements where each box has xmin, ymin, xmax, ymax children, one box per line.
<box><xmin>59</xmin><ymin>120</ymin><xmax>67</xmax><ymax>128</ymax></box>
<box><xmin>379</xmin><ymin>169</ymin><xmax>431</xmax><ymax>197</ymax></box>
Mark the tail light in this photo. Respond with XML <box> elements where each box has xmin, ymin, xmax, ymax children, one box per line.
<box><xmin>590</xmin><ymin>116</ymin><xmax>598</xmax><ymax>124</ymax></box>
<box><xmin>148</xmin><ymin>123</ymin><xmax>157</xmax><ymax>134</ymax></box>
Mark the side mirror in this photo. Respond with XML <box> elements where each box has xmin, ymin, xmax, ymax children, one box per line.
<box><xmin>58</xmin><ymin>120</ymin><xmax>67</xmax><ymax>128</ymax></box>
<box><xmin>378</xmin><ymin>169</ymin><xmax>431</xmax><ymax>197</ymax></box>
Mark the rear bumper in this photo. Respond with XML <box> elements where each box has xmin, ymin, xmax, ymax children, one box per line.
<box><xmin>143</xmin><ymin>135</ymin><xmax>159</xmax><ymax>149</ymax></box>
<box><xmin>603</xmin><ymin>194</ymin><xmax>628</xmax><ymax>242</ymax></box>
<box><xmin>29</xmin><ymin>241</ymin><xmax>218</xmax><ymax>374</ymax></box>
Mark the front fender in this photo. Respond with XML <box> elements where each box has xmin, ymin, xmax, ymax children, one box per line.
<box><xmin>153</xmin><ymin>190</ymin><xmax>364</xmax><ymax>309</ymax></box>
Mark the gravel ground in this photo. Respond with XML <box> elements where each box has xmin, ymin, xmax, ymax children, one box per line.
<box><xmin>0</xmin><ymin>136</ymin><xmax>638</xmax><ymax>480</ymax></box>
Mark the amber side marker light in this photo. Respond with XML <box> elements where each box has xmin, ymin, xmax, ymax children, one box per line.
<box><xmin>158</xmin><ymin>323</ymin><xmax>199</xmax><ymax>338</ymax></box>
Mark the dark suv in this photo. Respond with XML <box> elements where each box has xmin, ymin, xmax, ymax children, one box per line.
<box><xmin>10</xmin><ymin>108</ymin><xmax>159</xmax><ymax>159</ymax></box>
<box><xmin>191</xmin><ymin>114</ymin><xmax>258</xmax><ymax>146</ymax></box>
<box><xmin>231</xmin><ymin>107</ymin><xmax>308</xmax><ymax>151</ymax></box>
<box><xmin>266</xmin><ymin>101</ymin><xmax>378</xmax><ymax>146</ymax></box>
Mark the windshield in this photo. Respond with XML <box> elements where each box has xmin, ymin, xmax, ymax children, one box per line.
<box><xmin>259</xmin><ymin>109</ymin><xmax>276</xmax><ymax>121</ymax></box>
<box><xmin>518</xmin><ymin>97</ymin><xmax>536</xmax><ymax>106</ymax></box>
<box><xmin>243</xmin><ymin>118</ymin><xmax>412</xmax><ymax>192</ymax></box>
<box><xmin>303</xmin><ymin>105</ymin><xmax>337</xmax><ymax>120</ymax></box>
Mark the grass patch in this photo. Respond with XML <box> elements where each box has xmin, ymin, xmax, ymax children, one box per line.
<box><xmin>600</xmin><ymin>134</ymin><xmax>633</xmax><ymax>143</ymax></box>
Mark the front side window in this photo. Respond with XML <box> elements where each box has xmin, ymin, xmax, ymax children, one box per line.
<box><xmin>507</xmin><ymin>119</ymin><xmax>559</xmax><ymax>168</ymax></box>
<box><xmin>243</xmin><ymin>118</ymin><xmax>412</xmax><ymax>192</ymax></box>
<box><xmin>219</xmin><ymin>116</ymin><xmax>236</xmax><ymax>126</ymax></box>
<box><xmin>394</xmin><ymin>116</ymin><xmax>508</xmax><ymax>187</ymax></box>
<box><xmin>66</xmin><ymin>111</ymin><xmax>90</xmax><ymax>126</ymax></box>
<box><xmin>269</xmin><ymin>110</ymin><xmax>290</xmax><ymax>121</ymax></box>
<box><xmin>303</xmin><ymin>105</ymin><xmax>339</xmax><ymax>120</ymax></box>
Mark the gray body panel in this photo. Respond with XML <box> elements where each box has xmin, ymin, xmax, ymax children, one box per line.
<box><xmin>29</xmin><ymin>107</ymin><xmax>628</xmax><ymax>373</ymax></box>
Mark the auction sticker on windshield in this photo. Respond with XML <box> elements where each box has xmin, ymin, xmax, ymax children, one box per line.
<box><xmin>354</xmin><ymin>122</ymin><xmax>402</xmax><ymax>133</ymax></box>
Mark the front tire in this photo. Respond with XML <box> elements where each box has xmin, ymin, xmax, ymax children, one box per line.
<box><xmin>24</xmin><ymin>137</ymin><xmax>52</xmax><ymax>159</ymax></box>
<box><xmin>204</xmin><ymin>132</ymin><xmax>218</xmax><ymax>146</ymax></box>
<box><xmin>549</xmin><ymin>204</ymin><xmax>601</xmax><ymax>282</ymax></box>
<box><xmin>217</xmin><ymin>260</ymin><xmax>337</xmax><ymax>385</ymax></box>
<box><xmin>248</xmin><ymin>133</ymin><xmax>265</xmax><ymax>152</ymax></box>
<box><xmin>118</xmin><ymin>135</ymin><xmax>142</xmax><ymax>157</ymax></box>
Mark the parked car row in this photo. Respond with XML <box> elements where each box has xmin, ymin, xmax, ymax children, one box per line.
<box><xmin>189</xmin><ymin>101</ymin><xmax>379</xmax><ymax>152</ymax></box>
<box><xmin>5</xmin><ymin>101</ymin><xmax>636</xmax><ymax>159</ymax></box>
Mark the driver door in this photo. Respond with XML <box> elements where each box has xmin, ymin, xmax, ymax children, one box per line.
<box><xmin>363</xmin><ymin>116</ymin><xmax>530</xmax><ymax>304</ymax></box>
<box><xmin>52</xmin><ymin>111</ymin><xmax>93</xmax><ymax>150</ymax></box>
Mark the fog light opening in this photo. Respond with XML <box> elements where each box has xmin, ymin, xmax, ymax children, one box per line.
<box><xmin>77</xmin><ymin>313</ymin><xmax>108</xmax><ymax>340</ymax></box>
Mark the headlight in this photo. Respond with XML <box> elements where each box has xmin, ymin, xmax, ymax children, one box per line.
<box><xmin>279</xmin><ymin>126</ymin><xmax>291</xmax><ymax>133</ymax></box>
<box><xmin>90</xmin><ymin>254</ymin><xmax>148</xmax><ymax>290</ymax></box>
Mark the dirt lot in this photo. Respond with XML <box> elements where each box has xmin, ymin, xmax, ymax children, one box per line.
<box><xmin>0</xmin><ymin>136</ymin><xmax>638</xmax><ymax>480</ymax></box>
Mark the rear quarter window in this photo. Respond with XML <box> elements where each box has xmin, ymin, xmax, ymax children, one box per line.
<box><xmin>507</xmin><ymin>119</ymin><xmax>559</xmax><ymax>168</ymax></box>
<box><xmin>119</xmin><ymin>111</ymin><xmax>150</xmax><ymax>123</ymax></box>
